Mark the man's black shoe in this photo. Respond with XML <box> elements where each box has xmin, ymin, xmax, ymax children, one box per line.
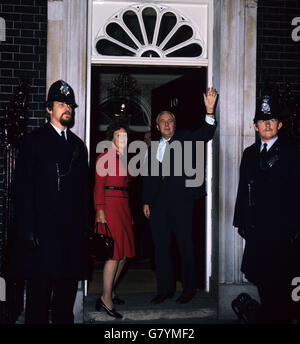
<box><xmin>176</xmin><ymin>290</ymin><xmax>197</xmax><ymax>304</ymax></box>
<box><xmin>150</xmin><ymin>292</ymin><xmax>174</xmax><ymax>304</ymax></box>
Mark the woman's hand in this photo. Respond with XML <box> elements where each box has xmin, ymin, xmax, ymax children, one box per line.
<box><xmin>96</xmin><ymin>209</ymin><xmax>106</xmax><ymax>223</ymax></box>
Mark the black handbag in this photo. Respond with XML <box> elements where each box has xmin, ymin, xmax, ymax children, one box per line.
<box><xmin>89</xmin><ymin>222</ymin><xmax>114</xmax><ymax>261</ymax></box>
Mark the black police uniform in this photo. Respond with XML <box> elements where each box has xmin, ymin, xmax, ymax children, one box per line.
<box><xmin>233</xmin><ymin>100</ymin><xmax>300</xmax><ymax>323</ymax></box>
<box><xmin>10</xmin><ymin>80</ymin><xmax>90</xmax><ymax>324</ymax></box>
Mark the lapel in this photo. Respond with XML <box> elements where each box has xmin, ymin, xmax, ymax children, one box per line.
<box><xmin>65</xmin><ymin>128</ymin><xmax>77</xmax><ymax>152</ymax></box>
<box><xmin>44</xmin><ymin>122</ymin><xmax>76</xmax><ymax>162</ymax></box>
<box><xmin>268</xmin><ymin>138</ymin><xmax>280</xmax><ymax>154</ymax></box>
<box><xmin>168</xmin><ymin>132</ymin><xmax>178</xmax><ymax>145</ymax></box>
<box><xmin>254</xmin><ymin>141</ymin><xmax>261</xmax><ymax>156</ymax></box>
<box><xmin>45</xmin><ymin>121</ymin><xmax>61</xmax><ymax>140</ymax></box>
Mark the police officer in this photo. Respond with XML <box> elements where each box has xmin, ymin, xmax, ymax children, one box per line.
<box><xmin>233</xmin><ymin>94</ymin><xmax>300</xmax><ymax>323</ymax></box>
<box><xmin>11</xmin><ymin>80</ymin><xmax>90</xmax><ymax>324</ymax></box>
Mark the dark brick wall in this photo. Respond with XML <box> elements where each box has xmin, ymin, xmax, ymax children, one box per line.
<box><xmin>257</xmin><ymin>0</ymin><xmax>300</xmax><ymax>99</ymax></box>
<box><xmin>0</xmin><ymin>0</ymin><xmax>47</xmax><ymax>127</ymax></box>
<box><xmin>0</xmin><ymin>0</ymin><xmax>47</xmax><ymax>271</ymax></box>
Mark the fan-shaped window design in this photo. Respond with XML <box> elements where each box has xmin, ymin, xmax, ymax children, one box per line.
<box><xmin>142</xmin><ymin>7</ymin><xmax>156</xmax><ymax>44</ymax></box>
<box><xmin>96</xmin><ymin>39</ymin><xmax>135</xmax><ymax>56</ymax></box>
<box><xmin>106</xmin><ymin>23</ymin><xmax>138</xmax><ymax>49</ymax></box>
<box><xmin>123</xmin><ymin>10</ymin><xmax>144</xmax><ymax>45</ymax></box>
<box><xmin>95</xmin><ymin>4</ymin><xmax>204</xmax><ymax>59</ymax></box>
<box><xmin>157</xmin><ymin>12</ymin><xmax>177</xmax><ymax>46</ymax></box>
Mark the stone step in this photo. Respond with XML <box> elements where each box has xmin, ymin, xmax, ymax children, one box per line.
<box><xmin>84</xmin><ymin>291</ymin><xmax>218</xmax><ymax>324</ymax></box>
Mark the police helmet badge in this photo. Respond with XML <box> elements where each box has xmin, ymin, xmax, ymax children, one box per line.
<box><xmin>60</xmin><ymin>81</ymin><xmax>70</xmax><ymax>96</ymax></box>
<box><xmin>261</xmin><ymin>95</ymin><xmax>271</xmax><ymax>114</ymax></box>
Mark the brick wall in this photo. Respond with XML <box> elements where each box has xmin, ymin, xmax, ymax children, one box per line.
<box><xmin>257</xmin><ymin>0</ymin><xmax>300</xmax><ymax>100</ymax></box>
<box><xmin>0</xmin><ymin>0</ymin><xmax>47</xmax><ymax>271</ymax></box>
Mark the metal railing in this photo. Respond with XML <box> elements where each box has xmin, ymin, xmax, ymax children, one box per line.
<box><xmin>0</xmin><ymin>79</ymin><xmax>29</xmax><ymax>323</ymax></box>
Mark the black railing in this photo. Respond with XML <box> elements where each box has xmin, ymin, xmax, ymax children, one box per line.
<box><xmin>0</xmin><ymin>79</ymin><xmax>29</xmax><ymax>323</ymax></box>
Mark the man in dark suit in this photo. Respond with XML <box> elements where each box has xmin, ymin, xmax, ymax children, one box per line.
<box><xmin>11</xmin><ymin>80</ymin><xmax>90</xmax><ymax>324</ymax></box>
<box><xmin>233</xmin><ymin>95</ymin><xmax>300</xmax><ymax>323</ymax></box>
<box><xmin>142</xmin><ymin>87</ymin><xmax>218</xmax><ymax>304</ymax></box>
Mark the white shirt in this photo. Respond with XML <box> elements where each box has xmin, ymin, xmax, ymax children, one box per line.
<box><xmin>205</xmin><ymin>115</ymin><xmax>215</xmax><ymax>126</ymax></box>
<box><xmin>260</xmin><ymin>136</ymin><xmax>278</xmax><ymax>152</ymax></box>
<box><xmin>156</xmin><ymin>115</ymin><xmax>216</xmax><ymax>162</ymax></box>
<box><xmin>50</xmin><ymin>122</ymin><xmax>68</xmax><ymax>140</ymax></box>
<box><xmin>156</xmin><ymin>137</ymin><xmax>170</xmax><ymax>162</ymax></box>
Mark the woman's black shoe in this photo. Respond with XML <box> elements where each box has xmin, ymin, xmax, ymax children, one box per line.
<box><xmin>95</xmin><ymin>298</ymin><xmax>123</xmax><ymax>318</ymax></box>
<box><xmin>112</xmin><ymin>295</ymin><xmax>125</xmax><ymax>305</ymax></box>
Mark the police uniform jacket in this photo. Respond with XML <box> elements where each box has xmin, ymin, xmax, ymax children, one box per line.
<box><xmin>233</xmin><ymin>138</ymin><xmax>300</xmax><ymax>285</ymax></box>
<box><xmin>10</xmin><ymin>122</ymin><xmax>90</xmax><ymax>280</ymax></box>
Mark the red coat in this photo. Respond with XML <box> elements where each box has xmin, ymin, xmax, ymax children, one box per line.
<box><xmin>94</xmin><ymin>148</ymin><xmax>135</xmax><ymax>260</ymax></box>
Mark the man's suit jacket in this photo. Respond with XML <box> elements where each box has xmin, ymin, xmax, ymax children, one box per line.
<box><xmin>142</xmin><ymin>122</ymin><xmax>216</xmax><ymax>208</ymax></box>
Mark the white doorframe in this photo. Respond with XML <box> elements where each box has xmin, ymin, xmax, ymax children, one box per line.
<box><xmin>85</xmin><ymin>0</ymin><xmax>215</xmax><ymax>292</ymax></box>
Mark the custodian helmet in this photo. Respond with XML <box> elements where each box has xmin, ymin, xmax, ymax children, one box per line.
<box><xmin>46</xmin><ymin>80</ymin><xmax>78</xmax><ymax>108</ymax></box>
<box><xmin>253</xmin><ymin>93</ymin><xmax>281</xmax><ymax>122</ymax></box>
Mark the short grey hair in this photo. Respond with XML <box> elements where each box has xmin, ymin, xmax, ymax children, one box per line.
<box><xmin>155</xmin><ymin>110</ymin><xmax>176</xmax><ymax>125</ymax></box>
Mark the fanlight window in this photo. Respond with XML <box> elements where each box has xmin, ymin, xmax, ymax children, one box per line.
<box><xmin>95</xmin><ymin>4</ymin><xmax>204</xmax><ymax>59</ymax></box>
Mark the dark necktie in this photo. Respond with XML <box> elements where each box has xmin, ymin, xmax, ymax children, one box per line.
<box><xmin>61</xmin><ymin>130</ymin><xmax>66</xmax><ymax>141</ymax></box>
<box><xmin>260</xmin><ymin>143</ymin><xmax>268</xmax><ymax>169</ymax></box>
<box><xmin>261</xmin><ymin>143</ymin><xmax>267</xmax><ymax>155</ymax></box>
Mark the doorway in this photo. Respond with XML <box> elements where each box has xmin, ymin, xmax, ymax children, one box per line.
<box><xmin>88</xmin><ymin>65</ymin><xmax>208</xmax><ymax>296</ymax></box>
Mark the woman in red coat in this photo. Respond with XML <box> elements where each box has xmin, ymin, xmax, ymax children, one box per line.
<box><xmin>94</xmin><ymin>120</ymin><xmax>135</xmax><ymax>318</ymax></box>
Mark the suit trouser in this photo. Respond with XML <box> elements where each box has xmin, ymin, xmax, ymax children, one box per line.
<box><xmin>25</xmin><ymin>278</ymin><xmax>78</xmax><ymax>324</ymax></box>
<box><xmin>149</xmin><ymin>198</ymin><xmax>196</xmax><ymax>293</ymax></box>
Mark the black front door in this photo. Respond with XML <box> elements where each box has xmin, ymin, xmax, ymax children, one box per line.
<box><xmin>151</xmin><ymin>68</ymin><xmax>207</xmax><ymax>289</ymax></box>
